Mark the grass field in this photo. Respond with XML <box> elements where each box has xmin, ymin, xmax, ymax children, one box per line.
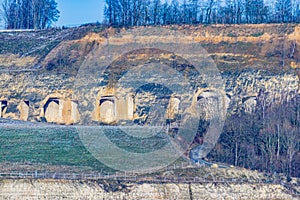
<box><xmin>0</xmin><ymin>126</ymin><xmax>108</xmax><ymax>172</ymax></box>
<box><xmin>0</xmin><ymin>125</ymin><xmax>175</xmax><ymax>174</ymax></box>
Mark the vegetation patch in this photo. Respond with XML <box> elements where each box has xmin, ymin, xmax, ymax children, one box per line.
<box><xmin>251</xmin><ymin>32</ymin><xmax>264</xmax><ymax>37</ymax></box>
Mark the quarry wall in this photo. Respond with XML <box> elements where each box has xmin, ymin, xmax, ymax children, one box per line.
<box><xmin>0</xmin><ymin>24</ymin><xmax>299</xmax><ymax>125</ymax></box>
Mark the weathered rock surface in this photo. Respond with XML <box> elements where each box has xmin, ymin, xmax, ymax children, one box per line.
<box><xmin>0</xmin><ymin>24</ymin><xmax>299</xmax><ymax>125</ymax></box>
<box><xmin>0</xmin><ymin>179</ymin><xmax>296</xmax><ymax>200</ymax></box>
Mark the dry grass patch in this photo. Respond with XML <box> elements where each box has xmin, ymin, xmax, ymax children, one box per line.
<box><xmin>0</xmin><ymin>54</ymin><xmax>37</xmax><ymax>67</ymax></box>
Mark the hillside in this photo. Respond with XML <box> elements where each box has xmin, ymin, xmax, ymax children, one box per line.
<box><xmin>0</xmin><ymin>24</ymin><xmax>299</xmax><ymax>73</ymax></box>
<box><xmin>0</xmin><ymin>24</ymin><xmax>299</xmax><ymax>199</ymax></box>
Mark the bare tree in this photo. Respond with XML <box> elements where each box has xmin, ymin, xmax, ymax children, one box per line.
<box><xmin>275</xmin><ymin>0</ymin><xmax>292</xmax><ymax>23</ymax></box>
<box><xmin>152</xmin><ymin>0</ymin><xmax>162</xmax><ymax>25</ymax></box>
<box><xmin>190</xmin><ymin>0</ymin><xmax>199</xmax><ymax>23</ymax></box>
<box><xmin>2</xmin><ymin>0</ymin><xmax>59</xmax><ymax>29</ymax></box>
<box><xmin>282</xmin><ymin>121</ymin><xmax>299</xmax><ymax>177</ymax></box>
<box><xmin>204</xmin><ymin>0</ymin><xmax>215</xmax><ymax>24</ymax></box>
<box><xmin>103</xmin><ymin>0</ymin><xmax>298</xmax><ymax>26</ymax></box>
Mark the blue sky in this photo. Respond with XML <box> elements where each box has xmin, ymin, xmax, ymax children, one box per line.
<box><xmin>56</xmin><ymin>0</ymin><xmax>104</xmax><ymax>26</ymax></box>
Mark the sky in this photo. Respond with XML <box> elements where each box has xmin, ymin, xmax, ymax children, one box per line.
<box><xmin>55</xmin><ymin>0</ymin><xmax>104</xmax><ymax>27</ymax></box>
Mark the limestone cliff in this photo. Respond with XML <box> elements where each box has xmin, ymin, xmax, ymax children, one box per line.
<box><xmin>0</xmin><ymin>24</ymin><xmax>299</xmax><ymax>125</ymax></box>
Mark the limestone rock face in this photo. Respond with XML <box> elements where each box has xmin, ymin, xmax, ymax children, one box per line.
<box><xmin>0</xmin><ymin>69</ymin><xmax>297</xmax><ymax>125</ymax></box>
<box><xmin>0</xmin><ymin>179</ymin><xmax>295</xmax><ymax>200</ymax></box>
<box><xmin>0</xmin><ymin>24</ymin><xmax>299</xmax><ymax>125</ymax></box>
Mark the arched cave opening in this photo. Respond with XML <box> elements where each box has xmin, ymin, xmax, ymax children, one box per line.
<box><xmin>44</xmin><ymin>98</ymin><xmax>60</xmax><ymax>123</ymax></box>
<box><xmin>99</xmin><ymin>96</ymin><xmax>116</xmax><ymax>124</ymax></box>
<box><xmin>0</xmin><ymin>100</ymin><xmax>8</xmax><ymax>118</ymax></box>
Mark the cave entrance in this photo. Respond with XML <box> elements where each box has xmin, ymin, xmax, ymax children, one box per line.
<box><xmin>19</xmin><ymin>101</ymin><xmax>29</xmax><ymax>121</ymax></box>
<box><xmin>99</xmin><ymin>96</ymin><xmax>116</xmax><ymax>124</ymax></box>
<box><xmin>0</xmin><ymin>100</ymin><xmax>7</xmax><ymax>118</ymax></box>
<box><xmin>44</xmin><ymin>98</ymin><xmax>60</xmax><ymax>123</ymax></box>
